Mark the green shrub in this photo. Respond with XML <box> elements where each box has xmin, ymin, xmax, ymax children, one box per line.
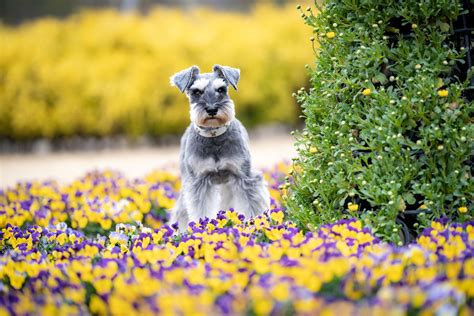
<box><xmin>287</xmin><ymin>0</ymin><xmax>473</xmax><ymax>243</ymax></box>
<box><xmin>0</xmin><ymin>5</ymin><xmax>312</xmax><ymax>140</ymax></box>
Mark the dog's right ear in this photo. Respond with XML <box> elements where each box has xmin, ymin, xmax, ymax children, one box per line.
<box><xmin>170</xmin><ymin>66</ymin><xmax>200</xmax><ymax>93</ymax></box>
<box><xmin>213</xmin><ymin>65</ymin><xmax>240</xmax><ymax>90</ymax></box>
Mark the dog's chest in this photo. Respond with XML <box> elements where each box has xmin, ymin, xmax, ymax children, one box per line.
<box><xmin>194</xmin><ymin>136</ymin><xmax>240</xmax><ymax>160</ymax></box>
<box><xmin>188</xmin><ymin>124</ymin><xmax>244</xmax><ymax>160</ymax></box>
<box><xmin>189</xmin><ymin>141</ymin><xmax>243</xmax><ymax>176</ymax></box>
<box><xmin>185</xmin><ymin>124</ymin><xmax>248</xmax><ymax>177</ymax></box>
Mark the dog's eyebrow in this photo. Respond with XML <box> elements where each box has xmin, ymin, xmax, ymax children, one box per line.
<box><xmin>190</xmin><ymin>79</ymin><xmax>210</xmax><ymax>91</ymax></box>
<box><xmin>212</xmin><ymin>78</ymin><xmax>227</xmax><ymax>90</ymax></box>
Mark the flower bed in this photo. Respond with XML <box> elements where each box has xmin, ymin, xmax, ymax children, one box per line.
<box><xmin>0</xmin><ymin>164</ymin><xmax>473</xmax><ymax>315</ymax></box>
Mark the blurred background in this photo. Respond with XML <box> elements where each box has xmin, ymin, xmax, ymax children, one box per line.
<box><xmin>0</xmin><ymin>0</ymin><xmax>313</xmax><ymax>186</ymax></box>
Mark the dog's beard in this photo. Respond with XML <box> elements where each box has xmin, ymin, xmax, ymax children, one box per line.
<box><xmin>190</xmin><ymin>101</ymin><xmax>235</xmax><ymax>128</ymax></box>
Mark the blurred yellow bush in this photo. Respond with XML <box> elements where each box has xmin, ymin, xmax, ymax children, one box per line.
<box><xmin>0</xmin><ymin>5</ymin><xmax>313</xmax><ymax>140</ymax></box>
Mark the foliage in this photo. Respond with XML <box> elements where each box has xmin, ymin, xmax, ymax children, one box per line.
<box><xmin>0</xmin><ymin>5</ymin><xmax>312</xmax><ymax>140</ymax></box>
<box><xmin>287</xmin><ymin>0</ymin><xmax>473</xmax><ymax>243</ymax></box>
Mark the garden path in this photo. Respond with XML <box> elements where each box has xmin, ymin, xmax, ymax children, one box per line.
<box><xmin>0</xmin><ymin>133</ymin><xmax>296</xmax><ymax>187</ymax></box>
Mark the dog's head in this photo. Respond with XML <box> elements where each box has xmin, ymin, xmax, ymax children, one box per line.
<box><xmin>170</xmin><ymin>65</ymin><xmax>239</xmax><ymax>128</ymax></box>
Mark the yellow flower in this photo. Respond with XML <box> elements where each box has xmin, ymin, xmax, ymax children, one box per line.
<box><xmin>294</xmin><ymin>299</ymin><xmax>318</xmax><ymax>313</ymax></box>
<box><xmin>100</xmin><ymin>218</ymin><xmax>112</xmax><ymax>230</ymax></box>
<box><xmin>412</xmin><ymin>291</ymin><xmax>425</xmax><ymax>308</ymax></box>
<box><xmin>69</xmin><ymin>234</ymin><xmax>77</xmax><ymax>243</ymax></box>
<box><xmin>270</xmin><ymin>210</ymin><xmax>284</xmax><ymax>224</ymax></box>
<box><xmin>265</xmin><ymin>228</ymin><xmax>284</xmax><ymax>241</ymax></box>
<box><xmin>90</xmin><ymin>295</ymin><xmax>108</xmax><ymax>315</ymax></box>
<box><xmin>56</xmin><ymin>233</ymin><xmax>67</xmax><ymax>246</ymax></box>
<box><xmin>385</xmin><ymin>263</ymin><xmax>404</xmax><ymax>283</ymax></box>
<box><xmin>362</xmin><ymin>88</ymin><xmax>372</xmax><ymax>96</ymax></box>
<box><xmin>348</xmin><ymin>203</ymin><xmax>359</xmax><ymax>212</ymax></box>
<box><xmin>326</xmin><ymin>31</ymin><xmax>335</xmax><ymax>39</ymax></box>
<box><xmin>438</xmin><ymin>89</ymin><xmax>449</xmax><ymax>97</ymax></box>
<box><xmin>78</xmin><ymin>216</ymin><xmax>88</xmax><ymax>229</ymax></box>
<box><xmin>10</xmin><ymin>272</ymin><xmax>26</xmax><ymax>290</ymax></box>
<box><xmin>94</xmin><ymin>278</ymin><xmax>113</xmax><ymax>295</ymax></box>
<box><xmin>458</xmin><ymin>206</ymin><xmax>468</xmax><ymax>214</ymax></box>
<box><xmin>431</xmin><ymin>221</ymin><xmax>444</xmax><ymax>231</ymax></box>
<box><xmin>272</xmin><ymin>283</ymin><xmax>290</xmax><ymax>301</ymax></box>
<box><xmin>408</xmin><ymin>247</ymin><xmax>425</xmax><ymax>266</ymax></box>
<box><xmin>309</xmin><ymin>146</ymin><xmax>318</xmax><ymax>154</ymax></box>
<box><xmin>109</xmin><ymin>232</ymin><xmax>128</xmax><ymax>246</ymax></box>
<box><xmin>254</xmin><ymin>300</ymin><xmax>273</xmax><ymax>315</ymax></box>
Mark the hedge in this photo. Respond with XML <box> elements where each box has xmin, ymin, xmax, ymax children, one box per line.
<box><xmin>287</xmin><ymin>1</ymin><xmax>473</xmax><ymax>243</ymax></box>
<box><xmin>0</xmin><ymin>5</ymin><xmax>313</xmax><ymax>140</ymax></box>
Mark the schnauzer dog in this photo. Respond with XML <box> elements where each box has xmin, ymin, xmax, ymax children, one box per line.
<box><xmin>169</xmin><ymin>64</ymin><xmax>270</xmax><ymax>231</ymax></box>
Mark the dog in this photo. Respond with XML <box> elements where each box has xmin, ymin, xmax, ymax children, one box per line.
<box><xmin>169</xmin><ymin>64</ymin><xmax>270</xmax><ymax>231</ymax></box>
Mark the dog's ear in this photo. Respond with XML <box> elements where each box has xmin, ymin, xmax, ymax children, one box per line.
<box><xmin>213</xmin><ymin>65</ymin><xmax>240</xmax><ymax>90</ymax></box>
<box><xmin>170</xmin><ymin>65</ymin><xmax>200</xmax><ymax>93</ymax></box>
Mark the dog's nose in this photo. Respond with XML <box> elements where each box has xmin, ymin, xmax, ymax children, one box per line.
<box><xmin>206</xmin><ymin>108</ymin><xmax>218</xmax><ymax>116</ymax></box>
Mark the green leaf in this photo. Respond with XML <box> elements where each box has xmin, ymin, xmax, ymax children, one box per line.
<box><xmin>373</xmin><ymin>73</ymin><xmax>388</xmax><ymax>85</ymax></box>
<box><xmin>403</xmin><ymin>193</ymin><xmax>416</xmax><ymax>205</ymax></box>
<box><xmin>439</xmin><ymin>22</ymin><xmax>450</xmax><ymax>32</ymax></box>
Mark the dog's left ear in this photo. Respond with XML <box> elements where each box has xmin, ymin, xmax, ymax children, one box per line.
<box><xmin>213</xmin><ymin>65</ymin><xmax>240</xmax><ymax>90</ymax></box>
<box><xmin>170</xmin><ymin>65</ymin><xmax>200</xmax><ymax>93</ymax></box>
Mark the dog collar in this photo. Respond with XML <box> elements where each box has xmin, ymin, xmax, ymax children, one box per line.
<box><xmin>193</xmin><ymin>121</ymin><xmax>231</xmax><ymax>138</ymax></box>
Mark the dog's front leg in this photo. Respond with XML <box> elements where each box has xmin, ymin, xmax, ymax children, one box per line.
<box><xmin>225</xmin><ymin>173</ymin><xmax>270</xmax><ymax>218</ymax></box>
<box><xmin>243</xmin><ymin>173</ymin><xmax>271</xmax><ymax>216</ymax></box>
<box><xmin>185</xmin><ymin>175</ymin><xmax>220</xmax><ymax>223</ymax></box>
<box><xmin>170</xmin><ymin>194</ymin><xmax>189</xmax><ymax>232</ymax></box>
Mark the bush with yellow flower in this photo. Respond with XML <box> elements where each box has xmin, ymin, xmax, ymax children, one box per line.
<box><xmin>0</xmin><ymin>5</ymin><xmax>313</xmax><ymax>140</ymax></box>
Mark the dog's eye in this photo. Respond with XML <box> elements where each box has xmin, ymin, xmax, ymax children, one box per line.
<box><xmin>217</xmin><ymin>87</ymin><xmax>226</xmax><ymax>94</ymax></box>
<box><xmin>192</xmin><ymin>89</ymin><xmax>203</xmax><ymax>96</ymax></box>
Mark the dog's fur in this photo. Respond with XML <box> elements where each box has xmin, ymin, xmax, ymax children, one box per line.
<box><xmin>169</xmin><ymin>65</ymin><xmax>270</xmax><ymax>231</ymax></box>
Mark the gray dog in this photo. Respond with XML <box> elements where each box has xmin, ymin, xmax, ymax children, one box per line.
<box><xmin>169</xmin><ymin>64</ymin><xmax>270</xmax><ymax>231</ymax></box>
